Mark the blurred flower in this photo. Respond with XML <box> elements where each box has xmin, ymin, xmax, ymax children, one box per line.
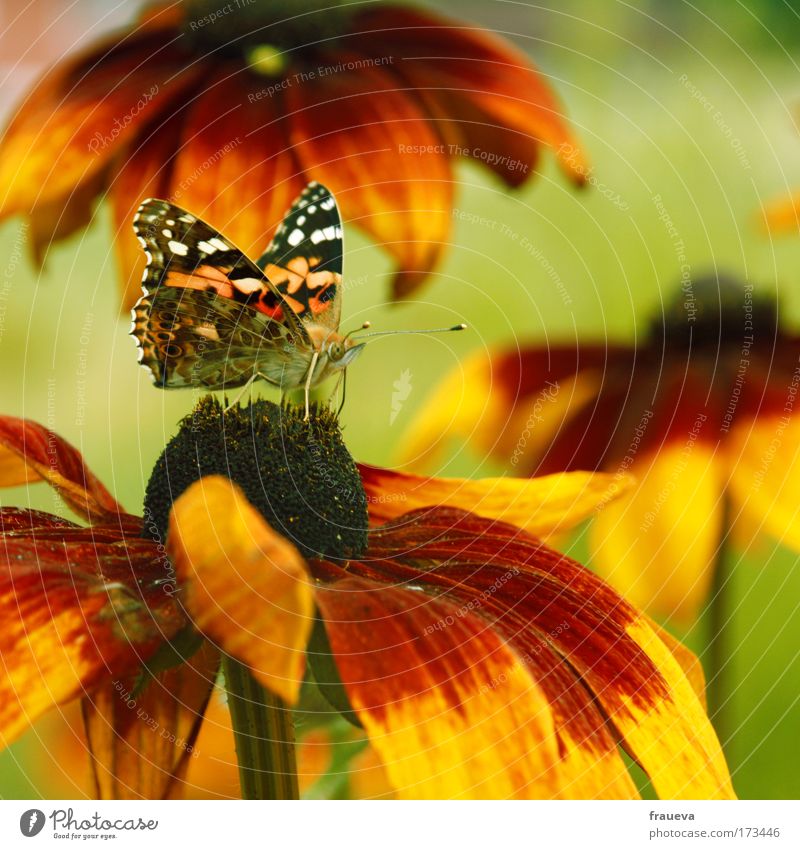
<box><xmin>29</xmin><ymin>691</ymin><xmax>336</xmax><ymax>799</ymax></box>
<box><xmin>402</xmin><ymin>274</ymin><xmax>800</xmax><ymax>622</ymax></box>
<box><xmin>0</xmin><ymin>0</ymin><xmax>587</xmax><ymax>310</ymax></box>
<box><xmin>0</xmin><ymin>399</ymin><xmax>733</xmax><ymax>799</ymax></box>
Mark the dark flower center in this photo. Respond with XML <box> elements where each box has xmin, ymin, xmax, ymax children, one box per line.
<box><xmin>649</xmin><ymin>272</ymin><xmax>779</xmax><ymax>353</ymax></box>
<box><xmin>143</xmin><ymin>397</ymin><xmax>368</xmax><ymax>561</ymax></box>
<box><xmin>181</xmin><ymin>0</ymin><xmax>354</xmax><ymax>66</ymax></box>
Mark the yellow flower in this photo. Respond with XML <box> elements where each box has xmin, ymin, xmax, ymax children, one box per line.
<box><xmin>0</xmin><ymin>398</ymin><xmax>733</xmax><ymax>799</ymax></box>
<box><xmin>401</xmin><ymin>274</ymin><xmax>800</xmax><ymax>623</ymax></box>
<box><xmin>0</xmin><ymin>1</ymin><xmax>586</xmax><ymax>310</ymax></box>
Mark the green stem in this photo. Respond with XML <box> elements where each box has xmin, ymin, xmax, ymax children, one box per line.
<box><xmin>222</xmin><ymin>655</ymin><xmax>299</xmax><ymax>800</ymax></box>
<box><xmin>707</xmin><ymin>496</ymin><xmax>732</xmax><ymax>749</ymax></box>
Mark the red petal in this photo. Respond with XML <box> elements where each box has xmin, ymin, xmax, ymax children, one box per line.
<box><xmin>400</xmin><ymin>345</ymin><xmax>628</xmax><ymax>470</ymax></box>
<box><xmin>0</xmin><ymin>20</ymin><xmax>199</xmax><ymax>220</ymax></box>
<box><xmin>287</xmin><ymin>51</ymin><xmax>452</xmax><ymax>299</ymax></box>
<box><xmin>345</xmin><ymin>6</ymin><xmax>587</xmax><ymax>185</ymax></box>
<box><xmin>318</xmin><ymin>507</ymin><xmax>733</xmax><ymax>798</ymax></box>
<box><xmin>315</xmin><ymin>575</ymin><xmax>568</xmax><ymax>798</ymax></box>
<box><xmin>109</xmin><ymin>106</ymin><xmax>185</xmax><ymax>312</ymax></box>
<box><xmin>0</xmin><ymin>534</ymin><xmax>183</xmax><ymax>747</ymax></box>
<box><xmin>169</xmin><ymin>70</ymin><xmax>306</xmax><ymax>259</ymax></box>
<box><xmin>82</xmin><ymin>641</ymin><xmax>220</xmax><ymax>799</ymax></box>
<box><xmin>0</xmin><ymin>415</ymin><xmax>127</xmax><ymax>521</ymax></box>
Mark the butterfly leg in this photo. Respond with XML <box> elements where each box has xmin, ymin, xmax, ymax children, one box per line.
<box><xmin>303</xmin><ymin>352</ymin><xmax>320</xmax><ymax>421</ymax></box>
<box><xmin>224</xmin><ymin>371</ymin><xmax>263</xmax><ymax>411</ymax></box>
<box><xmin>335</xmin><ymin>369</ymin><xmax>347</xmax><ymax>417</ymax></box>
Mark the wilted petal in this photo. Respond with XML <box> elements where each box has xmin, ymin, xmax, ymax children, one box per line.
<box><xmin>82</xmin><ymin>640</ymin><xmax>220</xmax><ymax>799</ymax></box>
<box><xmin>355</xmin><ymin>507</ymin><xmax>734</xmax><ymax>799</ymax></box>
<box><xmin>591</xmin><ymin>442</ymin><xmax>725</xmax><ymax>622</ymax></box>
<box><xmin>167</xmin><ymin>476</ymin><xmax>314</xmax><ymax>705</ymax></box>
<box><xmin>315</xmin><ymin>575</ymin><xmax>565</xmax><ymax>799</ymax></box>
<box><xmin>288</xmin><ymin>51</ymin><xmax>452</xmax><ymax>299</ymax></box>
<box><xmin>0</xmin><ymin>534</ymin><xmax>183</xmax><ymax>747</ymax></box>
<box><xmin>359</xmin><ymin>463</ymin><xmax>629</xmax><ymax>538</ymax></box>
<box><xmin>170</xmin><ymin>71</ymin><xmax>306</xmax><ymax>260</ymax></box>
<box><xmin>0</xmin><ymin>414</ymin><xmax>128</xmax><ymax>521</ymax></box>
<box><xmin>345</xmin><ymin>6</ymin><xmax>587</xmax><ymax>185</ymax></box>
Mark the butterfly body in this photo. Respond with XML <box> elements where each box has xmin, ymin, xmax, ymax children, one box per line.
<box><xmin>130</xmin><ymin>183</ymin><xmax>363</xmax><ymax>414</ymax></box>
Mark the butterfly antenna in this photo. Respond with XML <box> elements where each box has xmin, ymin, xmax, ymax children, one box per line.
<box><xmin>343</xmin><ymin>321</ymin><xmax>371</xmax><ymax>341</ymax></box>
<box><xmin>351</xmin><ymin>323</ymin><xmax>467</xmax><ymax>341</ymax></box>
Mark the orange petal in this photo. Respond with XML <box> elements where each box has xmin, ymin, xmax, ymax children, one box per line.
<box><xmin>348</xmin><ymin>744</ymin><xmax>397</xmax><ymax>799</ymax></box>
<box><xmin>287</xmin><ymin>51</ymin><xmax>452</xmax><ymax>299</ymax></box>
<box><xmin>169</xmin><ymin>71</ymin><xmax>306</xmax><ymax>262</ymax></box>
<box><xmin>0</xmin><ymin>31</ymin><xmax>200</xmax><ymax>221</ymax></box>
<box><xmin>727</xmin><ymin>414</ymin><xmax>800</xmax><ymax>553</ymax></box>
<box><xmin>28</xmin><ymin>165</ymin><xmax>111</xmax><ymax>266</ymax></box>
<box><xmin>354</xmin><ymin>507</ymin><xmax>734</xmax><ymax>799</ymax></box>
<box><xmin>315</xmin><ymin>576</ymin><xmax>566</xmax><ymax>799</ymax></box>
<box><xmin>109</xmin><ymin>107</ymin><xmax>185</xmax><ymax>313</ymax></box>
<box><xmin>0</xmin><ymin>533</ymin><xmax>183</xmax><ymax>748</ymax></box>
<box><xmin>82</xmin><ymin>640</ymin><xmax>220</xmax><ymax>799</ymax></box>
<box><xmin>359</xmin><ymin>463</ymin><xmax>630</xmax><ymax>539</ymax></box>
<box><xmin>346</xmin><ymin>6</ymin><xmax>587</xmax><ymax>184</ymax></box>
<box><xmin>590</xmin><ymin>441</ymin><xmax>725</xmax><ymax>623</ymax></box>
<box><xmin>0</xmin><ymin>414</ymin><xmax>127</xmax><ymax>521</ymax></box>
<box><xmin>167</xmin><ymin>476</ymin><xmax>314</xmax><ymax>705</ymax></box>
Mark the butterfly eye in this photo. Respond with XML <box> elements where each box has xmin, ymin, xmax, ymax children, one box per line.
<box><xmin>329</xmin><ymin>341</ymin><xmax>344</xmax><ymax>361</ymax></box>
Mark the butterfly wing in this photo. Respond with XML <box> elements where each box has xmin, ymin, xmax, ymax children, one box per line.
<box><xmin>131</xmin><ymin>287</ymin><xmax>304</xmax><ymax>389</ymax></box>
<box><xmin>256</xmin><ymin>182</ymin><xmax>344</xmax><ymax>333</ymax></box>
<box><xmin>131</xmin><ymin>199</ymin><xmax>311</xmax><ymax>389</ymax></box>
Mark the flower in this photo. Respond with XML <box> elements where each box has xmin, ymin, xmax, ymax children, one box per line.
<box><xmin>0</xmin><ymin>0</ymin><xmax>587</xmax><ymax>310</ymax></box>
<box><xmin>0</xmin><ymin>398</ymin><xmax>734</xmax><ymax>799</ymax></box>
<box><xmin>28</xmin><ymin>694</ymin><xmax>356</xmax><ymax>799</ymax></box>
<box><xmin>401</xmin><ymin>274</ymin><xmax>800</xmax><ymax>622</ymax></box>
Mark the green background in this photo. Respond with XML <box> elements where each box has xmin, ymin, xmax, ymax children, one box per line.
<box><xmin>1</xmin><ymin>0</ymin><xmax>799</xmax><ymax>799</ymax></box>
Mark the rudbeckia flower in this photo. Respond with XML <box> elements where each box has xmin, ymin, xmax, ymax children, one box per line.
<box><xmin>0</xmin><ymin>1</ymin><xmax>586</xmax><ymax>310</ymax></box>
<box><xmin>0</xmin><ymin>398</ymin><xmax>734</xmax><ymax>799</ymax></box>
<box><xmin>402</xmin><ymin>274</ymin><xmax>800</xmax><ymax>625</ymax></box>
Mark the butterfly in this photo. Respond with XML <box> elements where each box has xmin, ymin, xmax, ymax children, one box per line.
<box><xmin>130</xmin><ymin>182</ymin><xmax>466</xmax><ymax>418</ymax></box>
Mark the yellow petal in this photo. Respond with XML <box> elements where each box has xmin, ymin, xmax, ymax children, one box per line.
<box><xmin>727</xmin><ymin>415</ymin><xmax>800</xmax><ymax>553</ymax></box>
<box><xmin>168</xmin><ymin>476</ymin><xmax>315</xmax><ymax>705</ymax></box>
<box><xmin>649</xmin><ymin>620</ymin><xmax>708</xmax><ymax>709</ymax></box>
<box><xmin>590</xmin><ymin>441</ymin><xmax>725</xmax><ymax>622</ymax></box>
<box><xmin>360</xmin><ymin>463</ymin><xmax>631</xmax><ymax>539</ymax></box>
<box><xmin>611</xmin><ymin>617</ymin><xmax>734</xmax><ymax>799</ymax></box>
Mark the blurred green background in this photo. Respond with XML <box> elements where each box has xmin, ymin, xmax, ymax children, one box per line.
<box><xmin>1</xmin><ymin>0</ymin><xmax>799</xmax><ymax>799</ymax></box>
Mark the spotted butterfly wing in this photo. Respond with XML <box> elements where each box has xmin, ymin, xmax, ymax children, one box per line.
<box><xmin>256</xmin><ymin>182</ymin><xmax>344</xmax><ymax>332</ymax></box>
<box><xmin>131</xmin><ymin>199</ymin><xmax>311</xmax><ymax>389</ymax></box>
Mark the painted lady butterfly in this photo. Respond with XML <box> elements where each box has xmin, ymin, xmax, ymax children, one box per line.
<box><xmin>130</xmin><ymin>182</ymin><xmax>465</xmax><ymax>417</ymax></box>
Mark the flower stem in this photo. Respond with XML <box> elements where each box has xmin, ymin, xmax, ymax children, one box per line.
<box><xmin>707</xmin><ymin>496</ymin><xmax>733</xmax><ymax>749</ymax></box>
<box><xmin>222</xmin><ymin>655</ymin><xmax>299</xmax><ymax>800</ymax></box>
